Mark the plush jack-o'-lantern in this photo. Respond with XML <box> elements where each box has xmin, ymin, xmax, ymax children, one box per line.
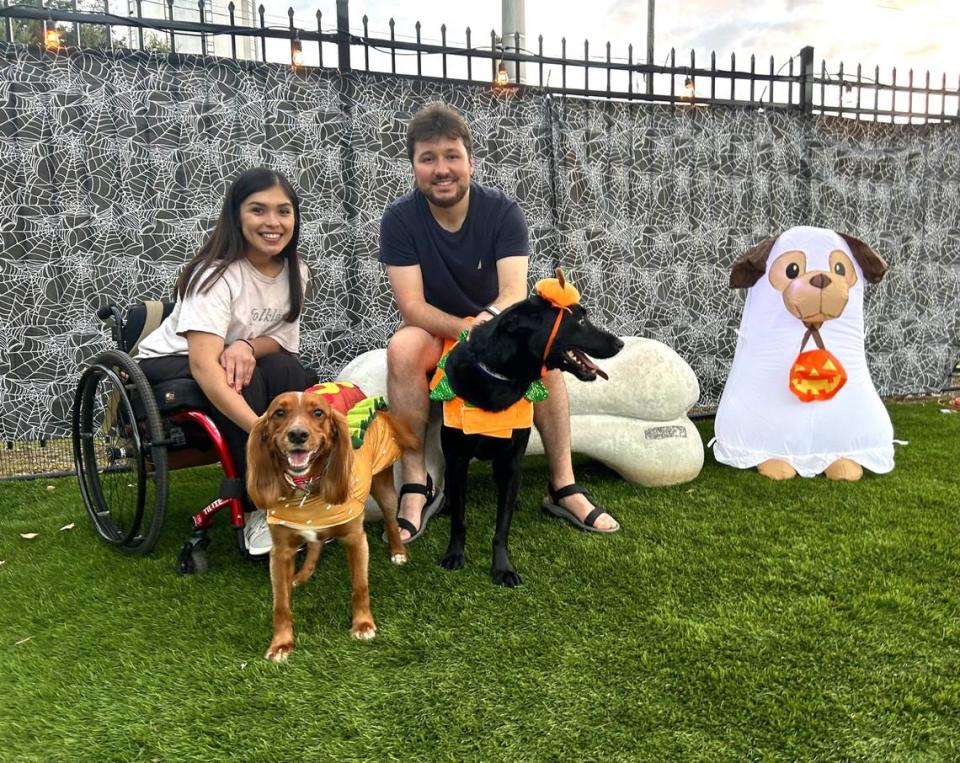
<box><xmin>789</xmin><ymin>348</ymin><xmax>847</xmax><ymax>402</ymax></box>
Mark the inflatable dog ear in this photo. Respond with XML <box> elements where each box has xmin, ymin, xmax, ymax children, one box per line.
<box><xmin>837</xmin><ymin>233</ymin><xmax>888</xmax><ymax>283</ymax></box>
<box><xmin>729</xmin><ymin>231</ymin><xmax>888</xmax><ymax>288</ymax></box>
<box><xmin>729</xmin><ymin>236</ymin><xmax>777</xmax><ymax>288</ymax></box>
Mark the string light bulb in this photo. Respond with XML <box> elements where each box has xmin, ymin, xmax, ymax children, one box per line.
<box><xmin>45</xmin><ymin>28</ymin><xmax>61</xmax><ymax>50</ymax></box>
<box><xmin>495</xmin><ymin>63</ymin><xmax>510</xmax><ymax>87</ymax></box>
<box><xmin>290</xmin><ymin>33</ymin><xmax>304</xmax><ymax>69</ymax></box>
<box><xmin>683</xmin><ymin>76</ymin><xmax>696</xmax><ymax>99</ymax></box>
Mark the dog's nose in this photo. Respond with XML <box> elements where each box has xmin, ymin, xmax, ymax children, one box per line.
<box><xmin>613</xmin><ymin>337</ymin><xmax>624</xmax><ymax>351</ymax></box>
<box><xmin>286</xmin><ymin>427</ymin><xmax>309</xmax><ymax>446</ymax></box>
<box><xmin>809</xmin><ymin>273</ymin><xmax>832</xmax><ymax>289</ymax></box>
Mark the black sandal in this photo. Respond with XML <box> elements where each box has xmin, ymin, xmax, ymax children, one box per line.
<box><xmin>542</xmin><ymin>482</ymin><xmax>620</xmax><ymax>534</ymax></box>
<box><xmin>383</xmin><ymin>474</ymin><xmax>445</xmax><ymax>545</ymax></box>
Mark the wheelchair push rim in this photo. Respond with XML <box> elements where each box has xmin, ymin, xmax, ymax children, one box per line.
<box><xmin>72</xmin><ymin>349</ymin><xmax>168</xmax><ymax>555</ymax></box>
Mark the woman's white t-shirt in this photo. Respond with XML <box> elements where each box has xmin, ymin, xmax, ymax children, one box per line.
<box><xmin>135</xmin><ymin>258</ymin><xmax>308</xmax><ymax>359</ymax></box>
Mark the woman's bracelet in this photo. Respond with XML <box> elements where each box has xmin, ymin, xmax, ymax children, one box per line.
<box><xmin>238</xmin><ymin>338</ymin><xmax>255</xmax><ymax>354</ymax></box>
<box><xmin>480</xmin><ymin>305</ymin><xmax>501</xmax><ymax>318</ymax></box>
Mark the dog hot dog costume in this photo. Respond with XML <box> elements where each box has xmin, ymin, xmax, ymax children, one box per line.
<box><xmin>265</xmin><ymin>383</ymin><xmax>404</xmax><ymax>531</ymax></box>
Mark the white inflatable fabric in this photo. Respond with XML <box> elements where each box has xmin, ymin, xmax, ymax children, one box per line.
<box><xmin>338</xmin><ymin>337</ymin><xmax>704</xmax><ymax>517</ymax></box>
<box><xmin>713</xmin><ymin>226</ymin><xmax>894</xmax><ymax>477</ymax></box>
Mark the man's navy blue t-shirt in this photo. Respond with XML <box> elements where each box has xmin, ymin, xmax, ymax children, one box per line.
<box><xmin>378</xmin><ymin>183</ymin><xmax>529</xmax><ymax>319</ymax></box>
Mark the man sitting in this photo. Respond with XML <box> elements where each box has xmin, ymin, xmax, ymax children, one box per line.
<box><xmin>378</xmin><ymin>101</ymin><xmax>621</xmax><ymax>543</ymax></box>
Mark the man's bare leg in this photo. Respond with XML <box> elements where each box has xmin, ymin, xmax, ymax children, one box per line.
<box><xmin>533</xmin><ymin>370</ymin><xmax>619</xmax><ymax>530</ymax></box>
<box><xmin>386</xmin><ymin>326</ymin><xmax>444</xmax><ymax>541</ymax></box>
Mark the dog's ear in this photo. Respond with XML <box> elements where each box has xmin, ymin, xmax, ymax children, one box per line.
<box><xmin>838</xmin><ymin>232</ymin><xmax>887</xmax><ymax>283</ymax></box>
<box><xmin>246</xmin><ymin>412</ymin><xmax>282</xmax><ymax>511</ymax></box>
<box><xmin>730</xmin><ymin>235</ymin><xmax>777</xmax><ymax>288</ymax></box>
<box><xmin>319</xmin><ymin>410</ymin><xmax>354</xmax><ymax>507</ymax></box>
<box><xmin>501</xmin><ymin>296</ymin><xmax>546</xmax><ymax>339</ymax></box>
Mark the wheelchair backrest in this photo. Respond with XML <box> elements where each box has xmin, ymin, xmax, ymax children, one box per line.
<box><xmin>114</xmin><ymin>302</ymin><xmax>175</xmax><ymax>356</ymax></box>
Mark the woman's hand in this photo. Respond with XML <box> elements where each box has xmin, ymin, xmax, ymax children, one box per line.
<box><xmin>220</xmin><ymin>339</ymin><xmax>257</xmax><ymax>392</ymax></box>
<box><xmin>186</xmin><ymin>331</ymin><xmax>259</xmax><ymax>432</ymax></box>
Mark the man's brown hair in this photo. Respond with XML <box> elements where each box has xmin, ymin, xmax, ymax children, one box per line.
<box><xmin>406</xmin><ymin>102</ymin><xmax>473</xmax><ymax>162</ymax></box>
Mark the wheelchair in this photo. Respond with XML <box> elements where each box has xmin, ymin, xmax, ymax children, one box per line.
<box><xmin>72</xmin><ymin>301</ymin><xmax>251</xmax><ymax>575</ymax></box>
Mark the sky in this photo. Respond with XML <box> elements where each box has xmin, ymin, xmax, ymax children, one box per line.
<box><xmin>262</xmin><ymin>0</ymin><xmax>957</xmax><ymax>83</ymax></box>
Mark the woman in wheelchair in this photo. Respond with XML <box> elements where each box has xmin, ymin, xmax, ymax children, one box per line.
<box><xmin>135</xmin><ymin>167</ymin><xmax>316</xmax><ymax>557</ymax></box>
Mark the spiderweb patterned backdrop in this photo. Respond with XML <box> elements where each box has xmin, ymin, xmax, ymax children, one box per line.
<box><xmin>0</xmin><ymin>44</ymin><xmax>958</xmax><ymax>475</ymax></box>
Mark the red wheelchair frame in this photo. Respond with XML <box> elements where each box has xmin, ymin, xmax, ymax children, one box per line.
<box><xmin>72</xmin><ymin>302</ymin><xmax>256</xmax><ymax>574</ymax></box>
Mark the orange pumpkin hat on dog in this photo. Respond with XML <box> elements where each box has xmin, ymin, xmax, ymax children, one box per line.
<box><xmin>534</xmin><ymin>268</ymin><xmax>580</xmax><ymax>310</ymax></box>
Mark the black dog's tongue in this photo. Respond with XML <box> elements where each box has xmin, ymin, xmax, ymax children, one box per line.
<box><xmin>572</xmin><ymin>349</ymin><xmax>609</xmax><ymax>380</ymax></box>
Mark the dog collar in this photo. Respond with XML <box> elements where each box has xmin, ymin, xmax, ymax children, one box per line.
<box><xmin>284</xmin><ymin>472</ymin><xmax>320</xmax><ymax>506</ymax></box>
<box><xmin>477</xmin><ymin>360</ymin><xmax>511</xmax><ymax>381</ymax></box>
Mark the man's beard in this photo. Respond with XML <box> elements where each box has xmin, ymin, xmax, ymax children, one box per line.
<box><xmin>422</xmin><ymin>177</ymin><xmax>469</xmax><ymax>208</ymax></box>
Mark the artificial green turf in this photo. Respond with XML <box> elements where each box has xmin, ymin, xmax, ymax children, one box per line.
<box><xmin>1</xmin><ymin>402</ymin><xmax>958</xmax><ymax>761</ymax></box>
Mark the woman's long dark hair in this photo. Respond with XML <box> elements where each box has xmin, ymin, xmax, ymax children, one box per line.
<box><xmin>175</xmin><ymin>167</ymin><xmax>304</xmax><ymax>322</ymax></box>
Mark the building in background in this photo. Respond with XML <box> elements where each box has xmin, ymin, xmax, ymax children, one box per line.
<box><xmin>125</xmin><ymin>0</ymin><xmax>260</xmax><ymax>60</ymax></box>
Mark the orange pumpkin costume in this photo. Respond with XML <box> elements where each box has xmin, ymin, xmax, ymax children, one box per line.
<box><xmin>427</xmin><ymin>272</ymin><xmax>581</xmax><ymax>437</ymax></box>
<box><xmin>429</xmin><ymin>336</ymin><xmax>537</xmax><ymax>438</ymax></box>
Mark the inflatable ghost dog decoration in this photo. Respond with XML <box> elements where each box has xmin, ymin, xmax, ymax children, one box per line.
<box><xmin>713</xmin><ymin>226</ymin><xmax>895</xmax><ymax>481</ymax></box>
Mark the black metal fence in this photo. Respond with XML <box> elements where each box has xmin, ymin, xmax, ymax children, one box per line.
<box><xmin>1</xmin><ymin>0</ymin><xmax>958</xmax><ymax>123</ymax></box>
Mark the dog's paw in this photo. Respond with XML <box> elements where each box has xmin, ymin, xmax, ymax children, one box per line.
<box><xmin>492</xmin><ymin>567</ymin><xmax>523</xmax><ymax>588</ymax></box>
<box><xmin>439</xmin><ymin>550</ymin><xmax>465</xmax><ymax>571</ymax></box>
<box><xmin>351</xmin><ymin>621</ymin><xmax>377</xmax><ymax>640</ymax></box>
<box><xmin>265</xmin><ymin>641</ymin><xmax>294</xmax><ymax>662</ymax></box>
<box><xmin>390</xmin><ymin>552</ymin><xmax>409</xmax><ymax>565</ymax></box>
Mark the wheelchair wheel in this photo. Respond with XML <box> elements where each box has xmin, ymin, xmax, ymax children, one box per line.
<box><xmin>72</xmin><ymin>349</ymin><xmax>168</xmax><ymax>555</ymax></box>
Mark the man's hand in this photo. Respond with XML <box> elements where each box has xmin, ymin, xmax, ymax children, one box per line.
<box><xmin>468</xmin><ymin>311</ymin><xmax>494</xmax><ymax>336</ymax></box>
<box><xmin>220</xmin><ymin>340</ymin><xmax>256</xmax><ymax>392</ymax></box>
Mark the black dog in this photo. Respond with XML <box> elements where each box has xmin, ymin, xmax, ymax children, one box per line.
<box><xmin>435</xmin><ymin>272</ymin><xmax>623</xmax><ymax>587</ymax></box>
